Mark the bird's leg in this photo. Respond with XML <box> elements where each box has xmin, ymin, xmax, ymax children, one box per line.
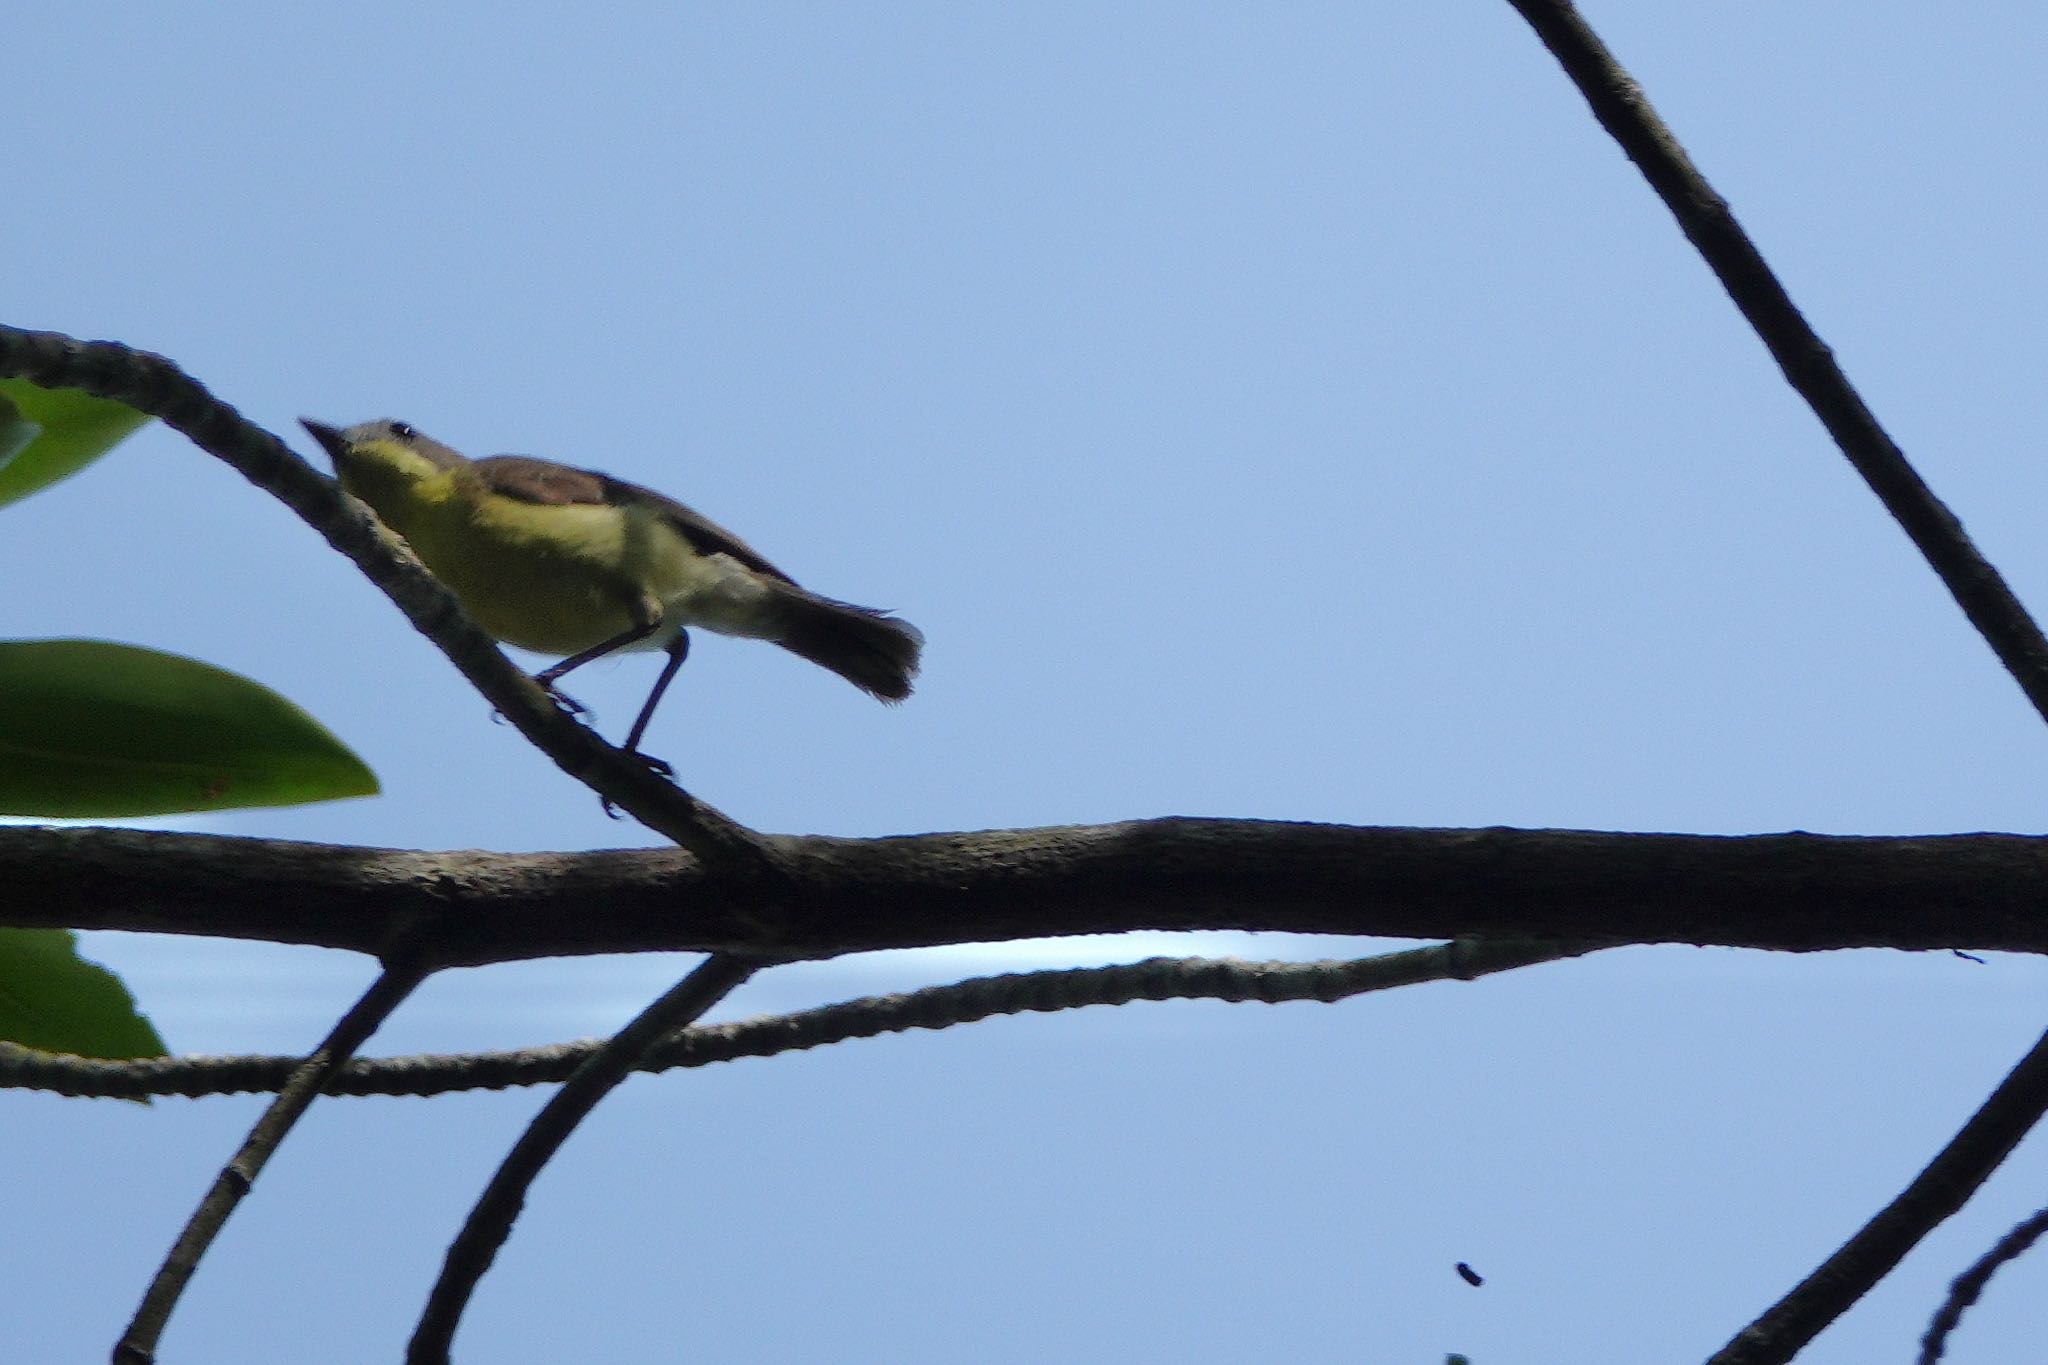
<box><xmin>601</xmin><ymin>630</ymin><xmax>690</xmax><ymax>819</ymax></box>
<box><xmin>622</xmin><ymin>629</ymin><xmax>689</xmax><ymax>764</ymax></box>
<box><xmin>531</xmin><ymin>619</ymin><xmax>662</xmax><ymax>719</ymax></box>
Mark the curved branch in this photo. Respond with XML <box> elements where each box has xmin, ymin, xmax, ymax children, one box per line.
<box><xmin>0</xmin><ymin>326</ymin><xmax>782</xmax><ymax>878</ymax></box>
<box><xmin>1918</xmin><ymin>1203</ymin><xmax>2048</xmax><ymax>1364</ymax></box>
<box><xmin>1</xmin><ymin>939</ymin><xmax>1594</xmax><ymax>1099</ymax></box>
<box><xmin>112</xmin><ymin>958</ymin><xmax>431</xmax><ymax>1364</ymax></box>
<box><xmin>6</xmin><ymin>821</ymin><xmax>2048</xmax><ymax>963</ymax></box>
<box><xmin>406</xmin><ymin>954</ymin><xmax>760</xmax><ymax>1365</ymax></box>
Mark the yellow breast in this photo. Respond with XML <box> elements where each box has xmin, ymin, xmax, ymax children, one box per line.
<box><xmin>349</xmin><ymin>468</ymin><xmax>641</xmax><ymax>654</ymax></box>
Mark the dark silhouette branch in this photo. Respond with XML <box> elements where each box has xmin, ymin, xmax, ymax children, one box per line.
<box><xmin>2</xmin><ymin>940</ymin><xmax>1595</xmax><ymax>1100</ymax></box>
<box><xmin>6</xmin><ymin>821</ymin><xmax>2048</xmax><ymax>965</ymax></box>
<box><xmin>6</xmin><ymin>1</ymin><xmax>2042</xmax><ymax>1352</ymax></box>
<box><xmin>406</xmin><ymin>953</ymin><xmax>761</xmax><ymax>1365</ymax></box>
<box><xmin>1503</xmin><ymin>0</ymin><xmax>2048</xmax><ymax>729</ymax></box>
<box><xmin>0</xmin><ymin>326</ymin><xmax>810</xmax><ymax>1362</ymax></box>
<box><xmin>1502</xmin><ymin>5</ymin><xmax>2048</xmax><ymax>1360</ymax></box>
<box><xmin>1917</xmin><ymin>1202</ymin><xmax>2048</xmax><ymax>1364</ymax></box>
<box><xmin>0</xmin><ymin>325</ymin><xmax>782</xmax><ymax>878</ymax></box>
<box><xmin>1706</xmin><ymin>1024</ymin><xmax>2048</xmax><ymax>1365</ymax></box>
<box><xmin>112</xmin><ymin>957</ymin><xmax>431</xmax><ymax>1365</ymax></box>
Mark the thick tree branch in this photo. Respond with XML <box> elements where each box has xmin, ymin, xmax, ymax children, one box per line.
<box><xmin>6</xmin><ymin>821</ymin><xmax>2048</xmax><ymax>963</ymax></box>
<box><xmin>0</xmin><ymin>325</ymin><xmax>783</xmax><ymax>878</ymax></box>
<box><xmin>1</xmin><ymin>940</ymin><xmax>1595</xmax><ymax>1099</ymax></box>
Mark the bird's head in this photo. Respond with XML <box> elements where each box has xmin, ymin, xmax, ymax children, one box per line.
<box><xmin>301</xmin><ymin>418</ymin><xmax>467</xmax><ymax>528</ymax></box>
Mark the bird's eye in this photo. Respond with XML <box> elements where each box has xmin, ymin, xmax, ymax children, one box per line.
<box><xmin>389</xmin><ymin>421</ymin><xmax>417</xmax><ymax>441</ymax></box>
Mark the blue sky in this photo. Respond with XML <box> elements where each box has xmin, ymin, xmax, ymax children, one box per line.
<box><xmin>9</xmin><ymin>5</ymin><xmax>2048</xmax><ymax>1361</ymax></box>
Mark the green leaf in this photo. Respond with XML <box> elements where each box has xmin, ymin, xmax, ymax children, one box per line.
<box><xmin>0</xmin><ymin>377</ymin><xmax>150</xmax><ymax>508</ymax></box>
<box><xmin>0</xmin><ymin>639</ymin><xmax>380</xmax><ymax>817</ymax></box>
<box><xmin>0</xmin><ymin>927</ymin><xmax>166</xmax><ymax>1059</ymax></box>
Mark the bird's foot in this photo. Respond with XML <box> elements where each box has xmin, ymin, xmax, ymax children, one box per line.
<box><xmin>540</xmin><ymin>683</ymin><xmax>591</xmax><ymax>719</ymax></box>
<box><xmin>491</xmin><ymin>683</ymin><xmax>589</xmax><ymax>728</ymax></box>
<box><xmin>600</xmin><ymin>749</ymin><xmax>677</xmax><ymax>819</ymax></box>
<box><xmin>629</xmin><ymin>750</ymin><xmax>675</xmax><ymax>780</ymax></box>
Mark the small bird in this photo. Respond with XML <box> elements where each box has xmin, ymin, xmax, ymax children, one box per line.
<box><xmin>300</xmin><ymin>419</ymin><xmax>922</xmax><ymax>774</ymax></box>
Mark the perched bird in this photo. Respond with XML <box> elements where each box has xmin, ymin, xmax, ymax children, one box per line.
<box><xmin>300</xmin><ymin>419</ymin><xmax>922</xmax><ymax>773</ymax></box>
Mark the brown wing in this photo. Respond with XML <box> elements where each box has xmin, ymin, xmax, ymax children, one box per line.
<box><xmin>470</xmin><ymin>456</ymin><xmax>610</xmax><ymax>505</ymax></box>
<box><xmin>471</xmin><ymin>455</ymin><xmax>798</xmax><ymax>585</ymax></box>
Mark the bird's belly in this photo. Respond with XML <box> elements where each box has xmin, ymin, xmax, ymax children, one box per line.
<box><xmin>402</xmin><ymin>497</ymin><xmax>774</xmax><ymax>655</ymax></box>
<box><xmin>460</xmin><ymin>564</ymin><xmax>647</xmax><ymax>655</ymax></box>
<box><xmin>408</xmin><ymin>500</ymin><xmax>656</xmax><ymax>655</ymax></box>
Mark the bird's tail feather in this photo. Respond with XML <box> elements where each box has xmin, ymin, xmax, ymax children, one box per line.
<box><xmin>768</xmin><ymin>585</ymin><xmax>924</xmax><ymax>702</ymax></box>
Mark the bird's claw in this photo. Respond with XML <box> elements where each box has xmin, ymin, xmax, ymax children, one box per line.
<box><xmin>631</xmin><ymin>750</ymin><xmax>675</xmax><ymax>779</ymax></box>
<box><xmin>600</xmin><ymin>749</ymin><xmax>677</xmax><ymax>819</ymax></box>
<box><xmin>543</xmin><ymin>686</ymin><xmax>591</xmax><ymax>719</ymax></box>
<box><xmin>492</xmin><ymin>683</ymin><xmax>589</xmax><ymax>728</ymax></box>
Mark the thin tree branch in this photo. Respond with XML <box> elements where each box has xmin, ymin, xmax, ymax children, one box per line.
<box><xmin>0</xmin><ymin>328</ymin><xmax>809</xmax><ymax>1365</ymax></box>
<box><xmin>0</xmin><ymin>325</ymin><xmax>783</xmax><ymax>878</ymax></box>
<box><xmin>7</xmin><ymin>821</ymin><xmax>2048</xmax><ymax>964</ymax></box>
<box><xmin>1502</xmin><ymin>9</ymin><xmax>2048</xmax><ymax>1356</ymax></box>
<box><xmin>1918</xmin><ymin>1202</ymin><xmax>2048</xmax><ymax>1364</ymax></box>
<box><xmin>111</xmin><ymin>956</ymin><xmax>433</xmax><ymax>1365</ymax></box>
<box><xmin>1503</xmin><ymin>0</ymin><xmax>2048</xmax><ymax>726</ymax></box>
<box><xmin>2</xmin><ymin>940</ymin><xmax>1596</xmax><ymax>1100</ymax></box>
<box><xmin>406</xmin><ymin>953</ymin><xmax>761</xmax><ymax>1365</ymax></box>
<box><xmin>1705</xmin><ymin>1024</ymin><xmax>2048</xmax><ymax>1365</ymax></box>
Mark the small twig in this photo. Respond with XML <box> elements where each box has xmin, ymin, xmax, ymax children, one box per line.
<box><xmin>0</xmin><ymin>325</ymin><xmax>781</xmax><ymax>875</ymax></box>
<box><xmin>1705</xmin><ymin>1024</ymin><xmax>2048</xmax><ymax>1365</ymax></box>
<box><xmin>406</xmin><ymin>953</ymin><xmax>762</xmax><ymax>1365</ymax></box>
<box><xmin>112</xmin><ymin>957</ymin><xmax>433</xmax><ymax>1364</ymax></box>
<box><xmin>1503</xmin><ymin>0</ymin><xmax>2048</xmax><ymax>726</ymax></box>
<box><xmin>6</xmin><ymin>940</ymin><xmax>1595</xmax><ymax>1100</ymax></box>
<box><xmin>1918</xmin><ymin>1203</ymin><xmax>2048</xmax><ymax>1363</ymax></box>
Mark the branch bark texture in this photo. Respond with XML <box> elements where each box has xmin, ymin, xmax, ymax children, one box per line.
<box><xmin>3</xmin><ymin>940</ymin><xmax>1595</xmax><ymax>1100</ymax></box>
<box><xmin>6</xmin><ymin>821</ymin><xmax>2046</xmax><ymax>964</ymax></box>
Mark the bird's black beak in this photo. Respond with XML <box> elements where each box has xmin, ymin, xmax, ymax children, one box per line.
<box><xmin>300</xmin><ymin>418</ymin><xmax>346</xmax><ymax>464</ymax></box>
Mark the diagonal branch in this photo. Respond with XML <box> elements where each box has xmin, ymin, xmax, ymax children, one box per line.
<box><xmin>0</xmin><ymin>325</ymin><xmax>782</xmax><ymax>878</ymax></box>
<box><xmin>1706</xmin><ymin>1024</ymin><xmax>2048</xmax><ymax>1365</ymax></box>
<box><xmin>1502</xmin><ymin>4</ymin><xmax>2048</xmax><ymax>1359</ymax></box>
<box><xmin>406</xmin><ymin>953</ymin><xmax>762</xmax><ymax>1365</ymax></box>
<box><xmin>1917</xmin><ymin>1201</ymin><xmax>2048</xmax><ymax>1364</ymax></box>
<box><xmin>111</xmin><ymin>957</ymin><xmax>431</xmax><ymax>1364</ymax></box>
<box><xmin>2</xmin><ymin>940</ymin><xmax>1596</xmax><ymax>1100</ymax></box>
<box><xmin>0</xmin><ymin>327</ymin><xmax>804</xmax><ymax>1360</ymax></box>
<box><xmin>1503</xmin><ymin>0</ymin><xmax>2048</xmax><ymax>727</ymax></box>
